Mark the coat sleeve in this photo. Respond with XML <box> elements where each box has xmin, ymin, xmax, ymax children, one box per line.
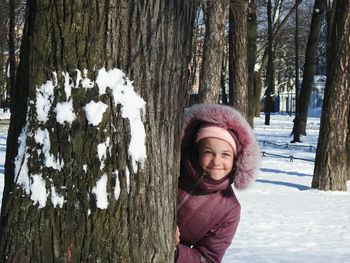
<box><xmin>176</xmin><ymin>203</ymin><xmax>241</xmax><ymax>263</ymax></box>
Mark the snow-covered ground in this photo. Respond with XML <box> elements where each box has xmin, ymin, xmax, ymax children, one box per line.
<box><xmin>1</xmin><ymin>109</ymin><xmax>350</xmax><ymax>262</ymax></box>
<box><xmin>223</xmin><ymin>110</ymin><xmax>350</xmax><ymax>263</ymax></box>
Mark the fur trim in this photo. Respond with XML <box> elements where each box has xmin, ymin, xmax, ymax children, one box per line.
<box><xmin>182</xmin><ymin>104</ymin><xmax>260</xmax><ymax>189</ymax></box>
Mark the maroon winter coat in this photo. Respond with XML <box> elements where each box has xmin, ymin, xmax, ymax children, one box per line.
<box><xmin>176</xmin><ymin>104</ymin><xmax>260</xmax><ymax>263</ymax></box>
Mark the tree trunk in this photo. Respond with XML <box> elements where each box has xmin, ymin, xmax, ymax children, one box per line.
<box><xmin>0</xmin><ymin>1</ymin><xmax>6</xmax><ymax>100</ymax></box>
<box><xmin>312</xmin><ymin>0</ymin><xmax>350</xmax><ymax>191</ymax></box>
<box><xmin>8</xmin><ymin>0</ymin><xmax>16</xmax><ymax>101</ymax></box>
<box><xmin>292</xmin><ymin>0</ymin><xmax>326</xmax><ymax>137</ymax></box>
<box><xmin>229</xmin><ymin>0</ymin><xmax>248</xmax><ymax>117</ymax></box>
<box><xmin>221</xmin><ymin>49</ymin><xmax>228</xmax><ymax>105</ymax></box>
<box><xmin>348</xmin><ymin>107</ymin><xmax>350</xmax><ymax>181</ymax></box>
<box><xmin>254</xmin><ymin>70</ymin><xmax>262</xmax><ymax>117</ymax></box>
<box><xmin>247</xmin><ymin>1</ymin><xmax>257</xmax><ymax>127</ymax></box>
<box><xmin>0</xmin><ymin>1</ymin><xmax>197</xmax><ymax>262</ymax></box>
<box><xmin>264</xmin><ymin>0</ymin><xmax>274</xmax><ymax>125</ymax></box>
<box><xmin>198</xmin><ymin>0</ymin><xmax>227</xmax><ymax>104</ymax></box>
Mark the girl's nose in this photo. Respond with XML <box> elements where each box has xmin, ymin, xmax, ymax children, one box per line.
<box><xmin>212</xmin><ymin>155</ymin><xmax>221</xmax><ymax>165</ymax></box>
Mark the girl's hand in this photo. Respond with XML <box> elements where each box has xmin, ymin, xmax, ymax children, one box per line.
<box><xmin>175</xmin><ymin>225</ymin><xmax>180</xmax><ymax>246</ymax></box>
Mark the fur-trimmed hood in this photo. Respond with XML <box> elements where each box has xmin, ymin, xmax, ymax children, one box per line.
<box><xmin>181</xmin><ymin>104</ymin><xmax>260</xmax><ymax>189</ymax></box>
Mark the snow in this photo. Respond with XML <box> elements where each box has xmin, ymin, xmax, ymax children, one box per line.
<box><xmin>36</xmin><ymin>80</ymin><xmax>55</xmax><ymax>122</ymax></box>
<box><xmin>34</xmin><ymin>128</ymin><xmax>64</xmax><ymax>170</ymax></box>
<box><xmin>1</xmin><ymin>109</ymin><xmax>350</xmax><ymax>261</ymax></box>
<box><xmin>30</xmin><ymin>174</ymin><xmax>48</xmax><ymax>208</ymax></box>
<box><xmin>14</xmin><ymin>123</ymin><xmax>30</xmax><ymax>194</ymax></box>
<box><xmin>54</xmin><ymin>100</ymin><xmax>76</xmax><ymax>124</ymax></box>
<box><xmin>63</xmin><ymin>72</ymin><xmax>73</xmax><ymax>99</ymax></box>
<box><xmin>5</xmin><ymin>68</ymin><xmax>147</xmax><ymax>210</ymax></box>
<box><xmin>84</xmin><ymin>100</ymin><xmax>108</xmax><ymax>126</ymax></box>
<box><xmin>222</xmin><ymin>113</ymin><xmax>350</xmax><ymax>263</ymax></box>
<box><xmin>92</xmin><ymin>174</ymin><xmax>109</xmax><ymax>209</ymax></box>
<box><xmin>97</xmin><ymin>137</ymin><xmax>110</xmax><ymax>170</ymax></box>
<box><xmin>96</xmin><ymin>68</ymin><xmax>147</xmax><ymax>171</ymax></box>
<box><xmin>114</xmin><ymin>170</ymin><xmax>120</xmax><ymax>200</ymax></box>
<box><xmin>51</xmin><ymin>185</ymin><xmax>64</xmax><ymax>208</ymax></box>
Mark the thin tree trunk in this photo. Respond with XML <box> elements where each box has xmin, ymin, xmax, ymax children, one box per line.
<box><xmin>312</xmin><ymin>0</ymin><xmax>350</xmax><ymax>191</ymax></box>
<box><xmin>264</xmin><ymin>0</ymin><xmax>274</xmax><ymax>125</ymax></box>
<box><xmin>198</xmin><ymin>0</ymin><xmax>227</xmax><ymax>104</ymax></box>
<box><xmin>0</xmin><ymin>0</ymin><xmax>7</xmax><ymax>100</ymax></box>
<box><xmin>292</xmin><ymin>0</ymin><xmax>326</xmax><ymax>137</ymax></box>
<box><xmin>0</xmin><ymin>1</ymin><xmax>197</xmax><ymax>262</ymax></box>
<box><xmin>8</xmin><ymin>0</ymin><xmax>16</xmax><ymax>103</ymax></box>
<box><xmin>188</xmin><ymin>8</ymin><xmax>202</xmax><ymax>100</ymax></box>
<box><xmin>221</xmin><ymin>48</ymin><xmax>228</xmax><ymax>105</ymax></box>
<box><xmin>229</xmin><ymin>0</ymin><xmax>248</xmax><ymax>117</ymax></box>
<box><xmin>254</xmin><ymin>70</ymin><xmax>262</xmax><ymax>117</ymax></box>
<box><xmin>247</xmin><ymin>1</ymin><xmax>257</xmax><ymax>127</ymax></box>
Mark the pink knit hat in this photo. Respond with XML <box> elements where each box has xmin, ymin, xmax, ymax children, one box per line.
<box><xmin>196</xmin><ymin>124</ymin><xmax>237</xmax><ymax>154</ymax></box>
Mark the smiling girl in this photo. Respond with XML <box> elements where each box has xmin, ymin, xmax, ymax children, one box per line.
<box><xmin>175</xmin><ymin>104</ymin><xmax>260</xmax><ymax>263</ymax></box>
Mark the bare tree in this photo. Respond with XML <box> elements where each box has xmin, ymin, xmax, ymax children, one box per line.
<box><xmin>0</xmin><ymin>1</ymin><xmax>8</xmax><ymax>100</ymax></box>
<box><xmin>8</xmin><ymin>0</ymin><xmax>16</xmax><ymax>98</ymax></box>
<box><xmin>291</xmin><ymin>0</ymin><xmax>326</xmax><ymax>138</ymax></box>
<box><xmin>312</xmin><ymin>0</ymin><xmax>350</xmax><ymax>191</ymax></box>
<box><xmin>198</xmin><ymin>0</ymin><xmax>227</xmax><ymax>104</ymax></box>
<box><xmin>247</xmin><ymin>1</ymin><xmax>257</xmax><ymax>126</ymax></box>
<box><xmin>264</xmin><ymin>0</ymin><xmax>274</xmax><ymax>125</ymax></box>
<box><xmin>229</xmin><ymin>0</ymin><xmax>249</xmax><ymax>117</ymax></box>
<box><xmin>0</xmin><ymin>0</ymin><xmax>197</xmax><ymax>261</ymax></box>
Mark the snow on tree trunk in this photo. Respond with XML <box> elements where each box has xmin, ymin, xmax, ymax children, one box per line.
<box><xmin>312</xmin><ymin>0</ymin><xmax>350</xmax><ymax>191</ymax></box>
<box><xmin>0</xmin><ymin>1</ymin><xmax>197</xmax><ymax>262</ymax></box>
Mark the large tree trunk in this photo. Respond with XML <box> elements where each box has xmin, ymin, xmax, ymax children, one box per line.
<box><xmin>348</xmin><ymin>108</ymin><xmax>350</xmax><ymax>181</ymax></box>
<box><xmin>197</xmin><ymin>0</ymin><xmax>227</xmax><ymax>104</ymax></box>
<box><xmin>247</xmin><ymin>1</ymin><xmax>257</xmax><ymax>127</ymax></box>
<box><xmin>292</xmin><ymin>0</ymin><xmax>326</xmax><ymax>137</ymax></box>
<box><xmin>312</xmin><ymin>0</ymin><xmax>350</xmax><ymax>191</ymax></box>
<box><xmin>0</xmin><ymin>1</ymin><xmax>197</xmax><ymax>262</ymax></box>
<box><xmin>229</xmin><ymin>0</ymin><xmax>248</xmax><ymax>117</ymax></box>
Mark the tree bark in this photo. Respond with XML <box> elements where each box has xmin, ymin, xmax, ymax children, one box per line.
<box><xmin>247</xmin><ymin>1</ymin><xmax>257</xmax><ymax>127</ymax></box>
<box><xmin>312</xmin><ymin>0</ymin><xmax>350</xmax><ymax>191</ymax></box>
<box><xmin>8</xmin><ymin>0</ymin><xmax>16</xmax><ymax>101</ymax></box>
<box><xmin>348</xmin><ymin>107</ymin><xmax>350</xmax><ymax>181</ymax></box>
<box><xmin>0</xmin><ymin>0</ymin><xmax>7</xmax><ymax>100</ymax></box>
<box><xmin>264</xmin><ymin>0</ymin><xmax>274</xmax><ymax>125</ymax></box>
<box><xmin>0</xmin><ymin>1</ymin><xmax>197</xmax><ymax>262</ymax></box>
<box><xmin>198</xmin><ymin>0</ymin><xmax>227</xmax><ymax>104</ymax></box>
<box><xmin>229</xmin><ymin>0</ymin><xmax>248</xmax><ymax>117</ymax></box>
<box><xmin>292</xmin><ymin>0</ymin><xmax>326</xmax><ymax>137</ymax></box>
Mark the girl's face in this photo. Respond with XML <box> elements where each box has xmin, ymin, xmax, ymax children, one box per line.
<box><xmin>198</xmin><ymin>137</ymin><xmax>235</xmax><ymax>180</ymax></box>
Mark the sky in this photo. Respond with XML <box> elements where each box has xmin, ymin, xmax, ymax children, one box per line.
<box><xmin>1</xmin><ymin>109</ymin><xmax>350</xmax><ymax>262</ymax></box>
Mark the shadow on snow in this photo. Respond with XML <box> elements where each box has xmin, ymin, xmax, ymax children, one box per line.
<box><xmin>256</xmin><ymin>179</ymin><xmax>311</xmax><ymax>191</ymax></box>
<box><xmin>260</xmin><ymin>168</ymin><xmax>312</xmax><ymax>177</ymax></box>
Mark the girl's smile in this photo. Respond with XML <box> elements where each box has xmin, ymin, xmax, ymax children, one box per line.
<box><xmin>198</xmin><ymin>137</ymin><xmax>235</xmax><ymax>180</ymax></box>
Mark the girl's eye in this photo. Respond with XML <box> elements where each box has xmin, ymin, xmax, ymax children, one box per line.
<box><xmin>222</xmin><ymin>153</ymin><xmax>232</xmax><ymax>158</ymax></box>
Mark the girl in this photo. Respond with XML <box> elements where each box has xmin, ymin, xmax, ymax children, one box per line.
<box><xmin>175</xmin><ymin>104</ymin><xmax>260</xmax><ymax>262</ymax></box>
